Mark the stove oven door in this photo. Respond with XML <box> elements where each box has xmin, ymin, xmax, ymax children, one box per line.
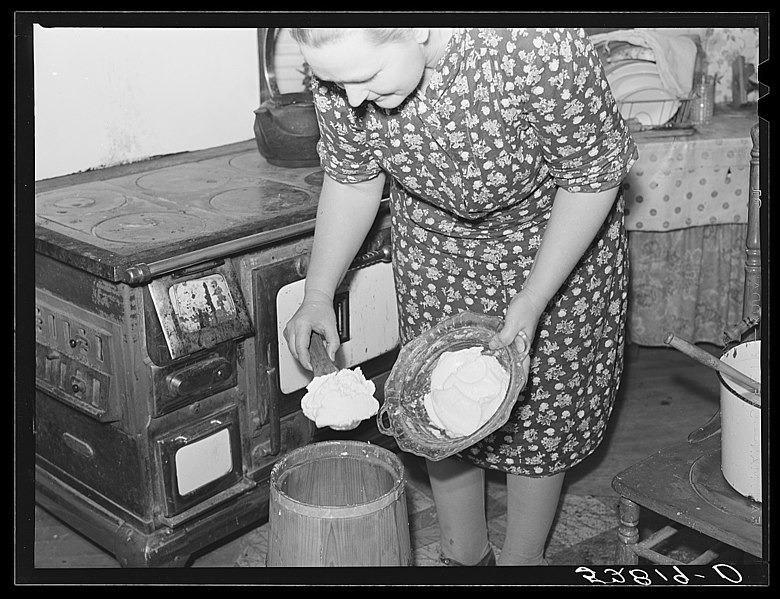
<box><xmin>274</xmin><ymin>256</ymin><xmax>399</xmax><ymax>396</ymax></box>
<box><xmin>248</xmin><ymin>224</ymin><xmax>400</xmax><ymax>460</ymax></box>
<box><xmin>153</xmin><ymin>405</ymin><xmax>253</xmax><ymax>525</ymax></box>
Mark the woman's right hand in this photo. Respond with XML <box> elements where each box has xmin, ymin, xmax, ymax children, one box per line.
<box><xmin>283</xmin><ymin>289</ymin><xmax>340</xmax><ymax>372</ymax></box>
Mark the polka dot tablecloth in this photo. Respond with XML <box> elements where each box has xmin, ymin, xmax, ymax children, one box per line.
<box><xmin>623</xmin><ymin>108</ymin><xmax>759</xmax><ymax>346</ymax></box>
<box><xmin>623</xmin><ymin>111</ymin><xmax>757</xmax><ymax>232</ymax></box>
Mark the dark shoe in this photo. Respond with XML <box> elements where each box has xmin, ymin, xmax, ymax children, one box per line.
<box><xmin>439</xmin><ymin>547</ymin><xmax>496</xmax><ymax>566</ymax></box>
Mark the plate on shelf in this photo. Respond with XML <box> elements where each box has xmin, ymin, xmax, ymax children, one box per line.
<box><xmin>610</xmin><ymin>71</ymin><xmax>665</xmax><ymax>100</ymax></box>
<box><xmin>617</xmin><ymin>86</ymin><xmax>680</xmax><ymax>127</ymax></box>
<box><xmin>606</xmin><ymin>60</ymin><xmax>660</xmax><ymax>90</ymax></box>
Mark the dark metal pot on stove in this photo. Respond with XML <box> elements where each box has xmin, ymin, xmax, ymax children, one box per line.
<box><xmin>254</xmin><ymin>28</ymin><xmax>321</xmax><ymax>168</ymax></box>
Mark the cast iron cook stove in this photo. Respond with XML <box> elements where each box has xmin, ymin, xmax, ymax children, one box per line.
<box><xmin>34</xmin><ymin>141</ymin><xmax>400</xmax><ymax>567</ymax></box>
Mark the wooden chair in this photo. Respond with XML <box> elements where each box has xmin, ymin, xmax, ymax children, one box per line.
<box><xmin>611</xmin><ymin>123</ymin><xmax>763</xmax><ymax>566</ymax></box>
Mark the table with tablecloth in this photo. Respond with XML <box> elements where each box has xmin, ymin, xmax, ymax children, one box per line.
<box><xmin>622</xmin><ymin>105</ymin><xmax>759</xmax><ymax>346</ymax></box>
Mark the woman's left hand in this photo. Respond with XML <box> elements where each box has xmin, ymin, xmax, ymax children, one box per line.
<box><xmin>489</xmin><ymin>288</ymin><xmax>547</xmax><ymax>373</ymax></box>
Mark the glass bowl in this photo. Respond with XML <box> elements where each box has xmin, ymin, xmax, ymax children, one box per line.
<box><xmin>377</xmin><ymin>311</ymin><xmax>527</xmax><ymax>461</ymax></box>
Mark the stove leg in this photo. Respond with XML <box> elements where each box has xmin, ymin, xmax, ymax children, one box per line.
<box><xmin>616</xmin><ymin>496</ymin><xmax>640</xmax><ymax>565</ymax></box>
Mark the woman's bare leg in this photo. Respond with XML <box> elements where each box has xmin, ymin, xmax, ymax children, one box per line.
<box><xmin>499</xmin><ymin>471</ymin><xmax>565</xmax><ymax>565</ymax></box>
<box><xmin>426</xmin><ymin>457</ymin><xmax>491</xmax><ymax>565</ymax></box>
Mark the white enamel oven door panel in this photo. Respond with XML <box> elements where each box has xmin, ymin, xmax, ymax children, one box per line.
<box><xmin>276</xmin><ymin>261</ymin><xmax>399</xmax><ymax>394</ymax></box>
<box><xmin>154</xmin><ymin>405</ymin><xmax>252</xmax><ymax>523</ymax></box>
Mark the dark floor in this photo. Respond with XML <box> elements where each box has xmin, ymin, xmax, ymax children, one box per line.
<box><xmin>28</xmin><ymin>344</ymin><xmax>761</xmax><ymax>578</ymax></box>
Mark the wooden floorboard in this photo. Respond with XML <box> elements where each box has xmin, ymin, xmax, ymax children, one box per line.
<box><xmin>565</xmin><ymin>343</ymin><xmax>721</xmax><ymax>497</ymax></box>
<box><xmin>26</xmin><ymin>344</ymin><xmax>728</xmax><ymax>570</ymax></box>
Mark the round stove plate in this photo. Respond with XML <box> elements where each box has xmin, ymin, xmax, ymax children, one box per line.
<box><xmin>92</xmin><ymin>211</ymin><xmax>207</xmax><ymax>243</ymax></box>
<box><xmin>135</xmin><ymin>168</ymin><xmax>230</xmax><ymax>193</ymax></box>
<box><xmin>210</xmin><ymin>183</ymin><xmax>310</xmax><ymax>214</ymax></box>
<box><xmin>36</xmin><ymin>188</ymin><xmax>130</xmax><ymax>214</ymax></box>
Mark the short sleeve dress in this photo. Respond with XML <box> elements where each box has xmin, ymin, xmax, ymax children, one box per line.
<box><xmin>311</xmin><ymin>28</ymin><xmax>638</xmax><ymax>477</ymax></box>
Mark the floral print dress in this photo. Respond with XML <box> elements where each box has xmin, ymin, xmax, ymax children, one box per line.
<box><xmin>312</xmin><ymin>28</ymin><xmax>638</xmax><ymax>476</ymax></box>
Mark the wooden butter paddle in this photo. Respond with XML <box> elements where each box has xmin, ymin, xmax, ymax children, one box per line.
<box><xmin>307</xmin><ymin>332</ymin><xmax>361</xmax><ymax>431</ymax></box>
<box><xmin>308</xmin><ymin>331</ymin><xmax>338</xmax><ymax>377</ymax></box>
<box><xmin>664</xmin><ymin>332</ymin><xmax>761</xmax><ymax>394</ymax></box>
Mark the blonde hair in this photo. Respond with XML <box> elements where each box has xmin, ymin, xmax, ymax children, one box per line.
<box><xmin>289</xmin><ymin>28</ymin><xmax>414</xmax><ymax>48</ymax></box>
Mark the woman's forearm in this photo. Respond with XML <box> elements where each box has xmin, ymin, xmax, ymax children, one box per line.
<box><xmin>521</xmin><ymin>187</ymin><xmax>620</xmax><ymax>310</ymax></box>
<box><xmin>303</xmin><ymin>172</ymin><xmax>386</xmax><ymax>301</ymax></box>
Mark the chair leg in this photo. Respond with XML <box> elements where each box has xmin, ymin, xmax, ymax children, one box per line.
<box><xmin>616</xmin><ymin>496</ymin><xmax>640</xmax><ymax>565</ymax></box>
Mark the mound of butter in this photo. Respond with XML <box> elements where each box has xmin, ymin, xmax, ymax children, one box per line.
<box><xmin>301</xmin><ymin>367</ymin><xmax>378</xmax><ymax>429</ymax></box>
<box><xmin>423</xmin><ymin>347</ymin><xmax>509</xmax><ymax>437</ymax></box>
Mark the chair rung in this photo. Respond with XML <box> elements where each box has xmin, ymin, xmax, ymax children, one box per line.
<box><xmin>634</xmin><ymin>525</ymin><xmax>723</xmax><ymax>566</ymax></box>
<box><xmin>634</xmin><ymin>546</ymin><xmax>686</xmax><ymax>565</ymax></box>
<box><xmin>686</xmin><ymin>544</ymin><xmax>723</xmax><ymax>565</ymax></box>
<box><xmin>636</xmin><ymin>525</ymin><xmax>678</xmax><ymax>549</ymax></box>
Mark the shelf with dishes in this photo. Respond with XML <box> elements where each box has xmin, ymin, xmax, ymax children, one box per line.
<box><xmin>605</xmin><ymin>58</ymin><xmax>696</xmax><ymax>135</ymax></box>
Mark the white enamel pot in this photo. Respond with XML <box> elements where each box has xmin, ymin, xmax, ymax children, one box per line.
<box><xmin>718</xmin><ymin>340</ymin><xmax>762</xmax><ymax>502</ymax></box>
